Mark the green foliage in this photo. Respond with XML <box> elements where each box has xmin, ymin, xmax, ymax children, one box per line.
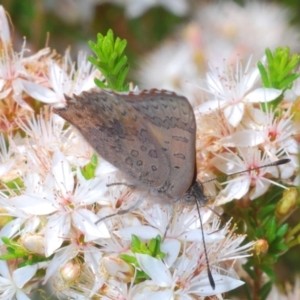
<box><xmin>119</xmin><ymin>235</ymin><xmax>166</xmax><ymax>282</ymax></box>
<box><xmin>258</xmin><ymin>47</ymin><xmax>300</xmax><ymax>111</ymax></box>
<box><xmin>81</xmin><ymin>154</ymin><xmax>98</xmax><ymax>180</ymax></box>
<box><xmin>228</xmin><ymin>185</ymin><xmax>299</xmax><ymax>300</ymax></box>
<box><xmin>0</xmin><ymin>237</ymin><xmax>49</xmax><ymax>268</ymax></box>
<box><xmin>88</xmin><ymin>29</ymin><xmax>129</xmax><ymax>91</ymax></box>
<box><xmin>2</xmin><ymin>177</ymin><xmax>24</xmax><ymax>194</ymax></box>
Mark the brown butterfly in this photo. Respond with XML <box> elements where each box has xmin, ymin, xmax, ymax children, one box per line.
<box><xmin>54</xmin><ymin>88</ymin><xmax>290</xmax><ymax>289</ymax></box>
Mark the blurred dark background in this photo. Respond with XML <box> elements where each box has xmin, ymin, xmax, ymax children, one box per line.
<box><xmin>3</xmin><ymin>0</ymin><xmax>300</xmax><ymax>83</ymax></box>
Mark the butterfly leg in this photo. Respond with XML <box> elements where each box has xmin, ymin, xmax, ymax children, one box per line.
<box><xmin>162</xmin><ymin>204</ymin><xmax>175</xmax><ymax>240</ymax></box>
<box><xmin>95</xmin><ymin>197</ymin><xmax>144</xmax><ymax>224</ymax></box>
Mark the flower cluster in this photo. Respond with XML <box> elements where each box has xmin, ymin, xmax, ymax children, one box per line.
<box><xmin>0</xmin><ymin>5</ymin><xmax>298</xmax><ymax>300</ymax></box>
<box><xmin>194</xmin><ymin>59</ymin><xmax>299</xmax><ymax>205</ymax></box>
<box><xmin>136</xmin><ymin>2</ymin><xmax>300</xmax><ymax>106</ymax></box>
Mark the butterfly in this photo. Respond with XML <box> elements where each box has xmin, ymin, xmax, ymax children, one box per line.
<box><xmin>54</xmin><ymin>88</ymin><xmax>290</xmax><ymax>290</ymax></box>
<box><xmin>53</xmin><ymin>89</ymin><xmax>208</xmax><ymax>205</ymax></box>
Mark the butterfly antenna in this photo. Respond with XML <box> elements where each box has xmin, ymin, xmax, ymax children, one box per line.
<box><xmin>202</xmin><ymin>158</ymin><xmax>290</xmax><ymax>184</ymax></box>
<box><xmin>106</xmin><ymin>182</ymin><xmax>135</xmax><ymax>189</ymax></box>
<box><xmin>195</xmin><ymin>158</ymin><xmax>290</xmax><ymax>289</ymax></box>
<box><xmin>195</xmin><ymin>197</ymin><xmax>215</xmax><ymax>290</ymax></box>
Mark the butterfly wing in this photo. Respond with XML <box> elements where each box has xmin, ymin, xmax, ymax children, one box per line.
<box><xmin>117</xmin><ymin>89</ymin><xmax>196</xmax><ymax>198</ymax></box>
<box><xmin>53</xmin><ymin>89</ymin><xmax>170</xmax><ymax>189</ymax></box>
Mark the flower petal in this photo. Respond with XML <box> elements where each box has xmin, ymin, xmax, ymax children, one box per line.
<box><xmin>20</xmin><ymin>79</ymin><xmax>58</xmax><ymax>103</ymax></box>
<box><xmin>161</xmin><ymin>239</ymin><xmax>180</xmax><ymax>267</ymax></box>
<box><xmin>244</xmin><ymin>88</ymin><xmax>281</xmax><ymax>103</ymax></box>
<box><xmin>219</xmin><ymin>130</ymin><xmax>265</xmax><ymax>147</ymax></box>
<box><xmin>115</xmin><ymin>226</ymin><xmax>161</xmax><ymax>240</ymax></box>
<box><xmin>13</xmin><ymin>265</ymin><xmax>37</xmax><ymax>288</ymax></box>
<box><xmin>196</xmin><ymin>99</ymin><xmax>226</xmax><ymax>114</ymax></box>
<box><xmin>135</xmin><ymin>254</ymin><xmax>172</xmax><ymax>287</ymax></box>
<box><xmin>224</xmin><ymin>103</ymin><xmax>244</xmax><ymax>127</ymax></box>
<box><xmin>51</xmin><ymin>150</ymin><xmax>74</xmax><ymax>196</ymax></box>
<box><xmin>216</xmin><ymin>177</ymin><xmax>251</xmax><ymax>205</ymax></box>
<box><xmin>194</xmin><ymin>273</ymin><xmax>244</xmax><ymax>296</ymax></box>
<box><xmin>10</xmin><ymin>195</ymin><xmax>57</xmax><ymax>215</ymax></box>
<box><xmin>45</xmin><ymin>213</ymin><xmax>71</xmax><ymax>257</ymax></box>
<box><xmin>72</xmin><ymin>209</ymin><xmax>110</xmax><ymax>240</ymax></box>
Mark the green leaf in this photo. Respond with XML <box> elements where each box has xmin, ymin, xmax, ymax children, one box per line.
<box><xmin>265</xmin><ymin>217</ymin><xmax>277</xmax><ymax>243</ymax></box>
<box><xmin>6</xmin><ymin>246</ymin><xmax>15</xmax><ymax>254</ymax></box>
<box><xmin>278</xmin><ymin>74</ymin><xmax>300</xmax><ymax>89</ymax></box>
<box><xmin>148</xmin><ymin>238</ymin><xmax>157</xmax><ymax>255</ymax></box>
<box><xmin>258</xmin><ymin>61</ymin><xmax>270</xmax><ymax>87</ymax></box>
<box><xmin>254</xmin><ymin>227</ymin><xmax>264</xmax><ymax>238</ymax></box>
<box><xmin>81</xmin><ymin>154</ymin><xmax>98</xmax><ymax>179</ymax></box>
<box><xmin>94</xmin><ymin>78</ymin><xmax>107</xmax><ymax>89</ymax></box>
<box><xmin>261</xmin><ymin>215</ymin><xmax>272</xmax><ymax>228</ymax></box>
<box><xmin>276</xmin><ymin>223</ymin><xmax>289</xmax><ymax>238</ymax></box>
<box><xmin>5</xmin><ymin>177</ymin><xmax>24</xmax><ymax>191</ymax></box>
<box><xmin>273</xmin><ymin>242</ymin><xmax>288</xmax><ymax>252</ymax></box>
<box><xmin>119</xmin><ymin>254</ymin><xmax>137</xmax><ymax>265</ymax></box>
<box><xmin>117</xmin><ymin>40</ymin><xmax>127</xmax><ymax>56</ymax></box>
<box><xmin>89</xmin><ymin>29</ymin><xmax>129</xmax><ymax>91</ymax></box>
<box><xmin>117</xmin><ymin>64</ymin><xmax>130</xmax><ymax>91</ymax></box>
<box><xmin>135</xmin><ymin>270</ymin><xmax>151</xmax><ymax>280</ymax></box>
<box><xmin>260</xmin><ymin>280</ymin><xmax>273</xmax><ymax>300</ymax></box>
<box><xmin>108</xmin><ymin>52</ymin><xmax>117</xmax><ymax>70</ymax></box>
<box><xmin>131</xmin><ymin>235</ymin><xmax>142</xmax><ymax>249</ymax></box>
<box><xmin>257</xmin><ymin>205</ymin><xmax>276</xmax><ymax>219</ymax></box>
<box><xmin>113</xmin><ymin>56</ymin><xmax>128</xmax><ymax>75</ymax></box>
<box><xmin>0</xmin><ymin>253</ymin><xmax>18</xmax><ymax>260</ymax></box>
<box><xmin>113</xmin><ymin>37</ymin><xmax>121</xmax><ymax>53</ymax></box>
<box><xmin>258</xmin><ymin>47</ymin><xmax>300</xmax><ymax>112</ymax></box>
<box><xmin>140</xmin><ymin>243</ymin><xmax>150</xmax><ymax>254</ymax></box>
<box><xmin>157</xmin><ymin>252</ymin><xmax>166</xmax><ymax>259</ymax></box>
<box><xmin>260</xmin><ymin>264</ymin><xmax>275</xmax><ymax>280</ymax></box>
<box><xmin>102</xmin><ymin>39</ymin><xmax>113</xmax><ymax>62</ymax></box>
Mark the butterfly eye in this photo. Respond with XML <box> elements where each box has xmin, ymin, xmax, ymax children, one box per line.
<box><xmin>182</xmin><ymin>193</ymin><xmax>196</xmax><ymax>205</ymax></box>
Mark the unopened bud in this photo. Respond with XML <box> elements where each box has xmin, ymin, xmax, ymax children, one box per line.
<box><xmin>254</xmin><ymin>239</ymin><xmax>269</xmax><ymax>256</ymax></box>
<box><xmin>22</xmin><ymin>235</ymin><xmax>45</xmax><ymax>255</ymax></box>
<box><xmin>276</xmin><ymin>188</ymin><xmax>298</xmax><ymax>219</ymax></box>
<box><xmin>60</xmin><ymin>260</ymin><xmax>81</xmax><ymax>284</ymax></box>
<box><xmin>102</xmin><ymin>256</ymin><xmax>134</xmax><ymax>283</ymax></box>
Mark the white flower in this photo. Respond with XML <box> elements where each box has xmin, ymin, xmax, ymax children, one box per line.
<box><xmin>43</xmin><ymin>232</ymin><xmax>102</xmax><ymax>283</ymax></box>
<box><xmin>254</xmin><ymin>108</ymin><xmax>297</xmax><ymax>156</ymax></box>
<box><xmin>0</xmin><ymin>191</ymin><xmax>41</xmax><ymax>244</ymax></box>
<box><xmin>213</xmin><ymin>147</ymin><xmax>288</xmax><ymax>205</ymax></box>
<box><xmin>196</xmin><ymin>59</ymin><xmax>282</xmax><ymax>127</ymax></box>
<box><xmin>113</xmin><ymin>203</ymin><xmax>252</xmax><ymax>297</ymax></box>
<box><xmin>0</xmin><ymin>6</ymin><xmax>49</xmax><ymax>110</ymax></box>
<box><xmin>0</xmin><ymin>256</ymin><xmax>46</xmax><ymax>300</ymax></box>
<box><xmin>220</xmin><ymin>107</ymin><xmax>298</xmax><ymax>154</ymax></box>
<box><xmin>16</xmin><ymin>109</ymin><xmax>93</xmax><ymax>168</ymax></box>
<box><xmin>133</xmin><ymin>230</ymin><xmax>248</xmax><ymax>298</ymax></box>
<box><xmin>0</xmin><ymin>6</ymin><xmax>10</xmax><ymax>44</ymax></box>
<box><xmin>8</xmin><ymin>150</ymin><xmax>110</xmax><ymax>257</ymax></box>
<box><xmin>21</xmin><ymin>51</ymin><xmax>99</xmax><ymax>105</ymax></box>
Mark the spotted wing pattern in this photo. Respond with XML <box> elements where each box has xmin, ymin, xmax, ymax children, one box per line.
<box><xmin>113</xmin><ymin>89</ymin><xmax>196</xmax><ymax>198</ymax></box>
<box><xmin>54</xmin><ymin>88</ymin><xmax>196</xmax><ymax>199</ymax></box>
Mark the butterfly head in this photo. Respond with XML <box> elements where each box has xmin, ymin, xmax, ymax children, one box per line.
<box><xmin>182</xmin><ymin>181</ymin><xmax>210</xmax><ymax>207</ymax></box>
